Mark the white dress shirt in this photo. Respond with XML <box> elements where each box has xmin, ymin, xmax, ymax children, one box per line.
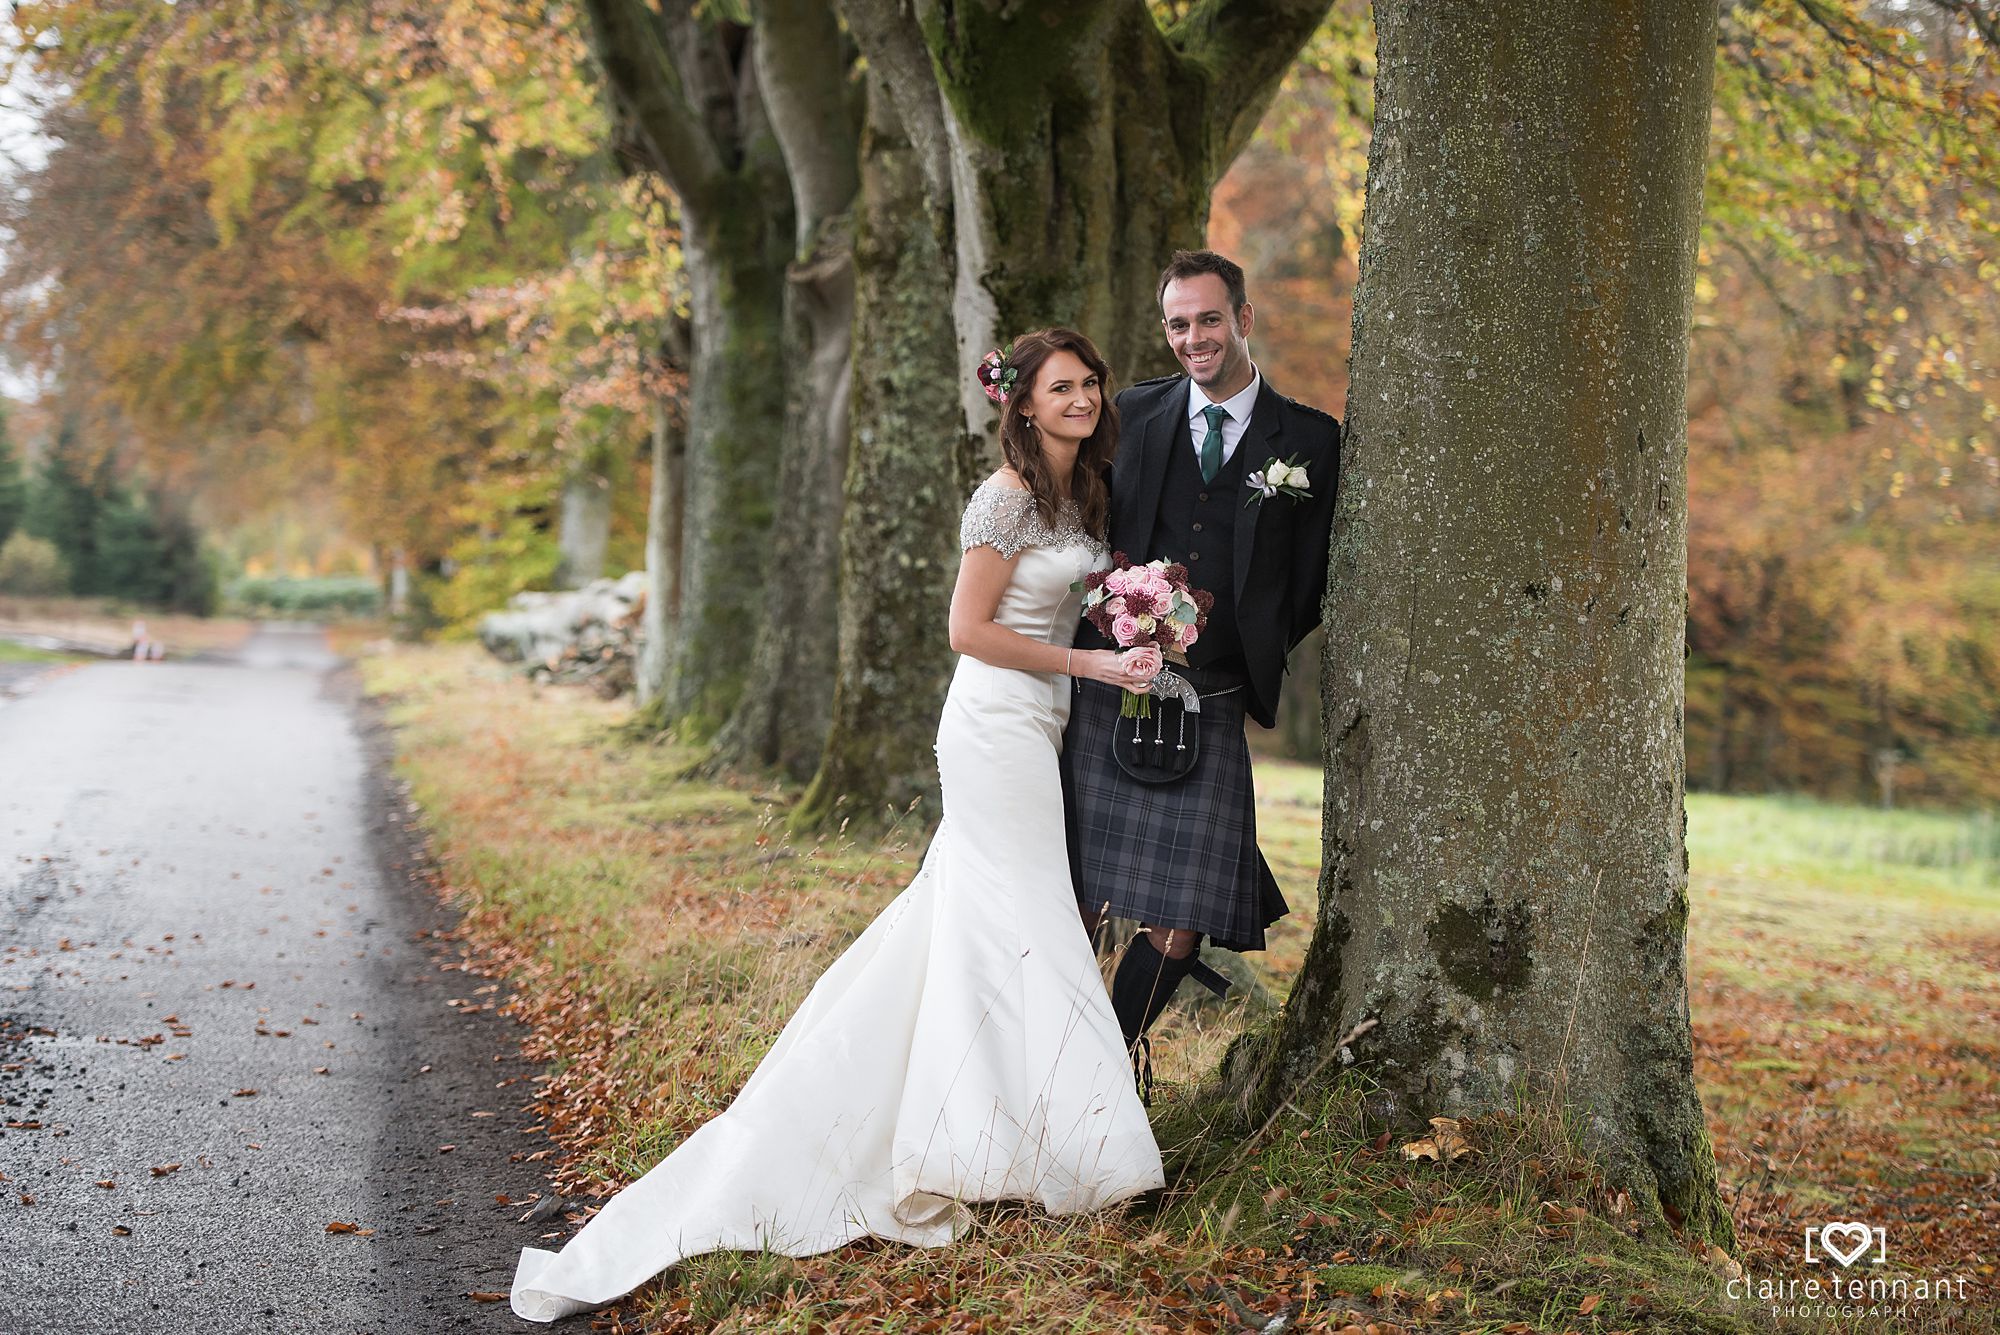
<box><xmin>1186</xmin><ymin>366</ymin><xmax>1262</xmax><ymax>469</ymax></box>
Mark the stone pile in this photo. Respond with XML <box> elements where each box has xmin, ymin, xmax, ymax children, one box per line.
<box><xmin>477</xmin><ymin>571</ymin><xmax>646</xmax><ymax>698</ymax></box>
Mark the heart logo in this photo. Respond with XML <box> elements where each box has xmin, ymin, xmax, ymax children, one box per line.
<box><xmin>1818</xmin><ymin>1221</ymin><xmax>1875</xmax><ymax>1268</ymax></box>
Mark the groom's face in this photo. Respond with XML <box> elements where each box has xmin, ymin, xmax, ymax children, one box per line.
<box><xmin>1161</xmin><ymin>275</ymin><xmax>1254</xmax><ymax>396</ymax></box>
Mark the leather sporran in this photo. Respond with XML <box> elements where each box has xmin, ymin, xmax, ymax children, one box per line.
<box><xmin>1112</xmin><ymin>696</ymin><xmax>1200</xmax><ymax>785</ymax></box>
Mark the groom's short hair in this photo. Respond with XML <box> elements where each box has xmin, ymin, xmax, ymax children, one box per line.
<box><xmin>1156</xmin><ymin>250</ymin><xmax>1247</xmax><ymax>313</ymax></box>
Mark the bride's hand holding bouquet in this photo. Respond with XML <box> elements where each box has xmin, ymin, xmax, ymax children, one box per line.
<box><xmin>1075</xmin><ymin>554</ymin><xmax>1210</xmax><ymax>717</ymax></box>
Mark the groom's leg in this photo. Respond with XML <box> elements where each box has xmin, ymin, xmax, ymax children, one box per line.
<box><xmin>1109</xmin><ymin>927</ymin><xmax>1201</xmax><ymax>1050</ymax></box>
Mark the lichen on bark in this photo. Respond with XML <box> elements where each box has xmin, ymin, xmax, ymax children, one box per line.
<box><xmin>794</xmin><ymin>77</ymin><xmax>968</xmax><ymax>830</ymax></box>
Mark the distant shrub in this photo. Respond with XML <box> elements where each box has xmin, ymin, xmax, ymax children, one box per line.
<box><xmin>0</xmin><ymin>532</ymin><xmax>69</xmax><ymax>596</ymax></box>
<box><xmin>229</xmin><ymin>575</ymin><xmax>383</xmax><ymax>618</ymax></box>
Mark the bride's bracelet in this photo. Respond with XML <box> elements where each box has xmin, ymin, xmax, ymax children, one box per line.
<box><xmin>1065</xmin><ymin>647</ymin><xmax>1074</xmax><ymax>677</ymax></box>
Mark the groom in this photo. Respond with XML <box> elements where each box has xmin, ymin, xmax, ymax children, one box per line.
<box><xmin>1063</xmin><ymin>249</ymin><xmax>1341</xmax><ymax>1087</ymax></box>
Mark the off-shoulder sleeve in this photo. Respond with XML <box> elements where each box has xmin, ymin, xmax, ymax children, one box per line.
<box><xmin>959</xmin><ymin>485</ymin><xmax>1038</xmax><ymax>559</ymax></box>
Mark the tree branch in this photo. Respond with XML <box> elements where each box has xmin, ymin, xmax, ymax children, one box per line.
<box><xmin>579</xmin><ymin>0</ymin><xmax>726</xmax><ymax>207</ymax></box>
<box><xmin>1167</xmin><ymin>0</ymin><xmax>1336</xmax><ymax>173</ymax></box>
<box><xmin>1921</xmin><ymin>0</ymin><xmax>2000</xmax><ymax>54</ymax></box>
<box><xmin>835</xmin><ymin>0</ymin><xmax>954</xmax><ymax>205</ymax></box>
<box><xmin>752</xmin><ymin>0</ymin><xmax>861</xmax><ymax>244</ymax></box>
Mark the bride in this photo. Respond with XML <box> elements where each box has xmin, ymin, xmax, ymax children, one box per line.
<box><xmin>510</xmin><ymin>328</ymin><xmax>1167</xmax><ymax>1322</ymax></box>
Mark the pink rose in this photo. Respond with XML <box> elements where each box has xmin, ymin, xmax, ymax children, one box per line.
<box><xmin>1103</xmin><ymin>595</ymin><xmax>1127</xmax><ymax>617</ymax></box>
<box><xmin>1104</xmin><ymin>569</ymin><xmax>1130</xmax><ymax>596</ymax></box>
<box><xmin>1181</xmin><ymin>624</ymin><xmax>1200</xmax><ymax>647</ymax></box>
<box><xmin>1111</xmin><ymin>613</ymin><xmax>1141</xmax><ymax>645</ymax></box>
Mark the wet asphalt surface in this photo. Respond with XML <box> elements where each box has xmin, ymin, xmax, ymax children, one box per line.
<box><xmin>0</xmin><ymin>627</ymin><xmax>552</xmax><ymax>1334</ymax></box>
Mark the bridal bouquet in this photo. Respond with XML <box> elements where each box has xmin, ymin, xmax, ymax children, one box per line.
<box><xmin>1076</xmin><ymin>553</ymin><xmax>1213</xmax><ymax>718</ymax></box>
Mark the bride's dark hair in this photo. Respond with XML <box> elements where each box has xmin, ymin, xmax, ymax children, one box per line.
<box><xmin>996</xmin><ymin>328</ymin><xmax>1116</xmax><ymax>541</ymax></box>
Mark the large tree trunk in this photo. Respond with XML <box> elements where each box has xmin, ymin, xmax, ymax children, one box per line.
<box><xmin>795</xmin><ymin>76</ymin><xmax>968</xmax><ymax>830</ymax></box>
<box><xmin>708</xmin><ymin>0</ymin><xmax>860</xmax><ymax>778</ymax></box>
<box><xmin>578</xmin><ymin>0</ymin><xmax>797</xmax><ymax>739</ymax></box>
<box><xmin>667</xmin><ymin>205</ymin><xmax>792</xmax><ymax>737</ymax></box>
<box><xmin>706</xmin><ymin>235</ymin><xmax>853</xmax><ymax>773</ymax></box>
<box><xmin>1236</xmin><ymin>0</ymin><xmax>1730</xmax><ymax>1246</ymax></box>
<box><xmin>844</xmin><ymin>0</ymin><xmax>1332</xmax><ymax>429</ymax></box>
<box><xmin>796</xmin><ymin>0</ymin><xmax>1326</xmax><ymax>826</ymax></box>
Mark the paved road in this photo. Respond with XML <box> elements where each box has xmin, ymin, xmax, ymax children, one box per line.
<box><xmin>1</xmin><ymin>627</ymin><xmax>548</xmax><ymax>1334</ymax></box>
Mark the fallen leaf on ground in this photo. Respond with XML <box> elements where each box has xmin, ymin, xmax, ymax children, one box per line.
<box><xmin>1401</xmin><ymin>1117</ymin><xmax>1474</xmax><ymax>1163</ymax></box>
<box><xmin>150</xmin><ymin>1163</ymin><xmax>180</xmax><ymax>1177</ymax></box>
<box><xmin>325</xmin><ymin>1221</ymin><xmax>374</xmax><ymax>1236</ymax></box>
<box><xmin>467</xmin><ymin>1291</ymin><xmax>508</xmax><ymax>1302</ymax></box>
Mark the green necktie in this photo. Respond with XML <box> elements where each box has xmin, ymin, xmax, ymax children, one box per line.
<box><xmin>1199</xmin><ymin>404</ymin><xmax>1228</xmax><ymax>483</ymax></box>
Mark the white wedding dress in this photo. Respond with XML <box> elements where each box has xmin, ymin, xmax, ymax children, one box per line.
<box><xmin>510</xmin><ymin>483</ymin><xmax>1165</xmax><ymax>1322</ymax></box>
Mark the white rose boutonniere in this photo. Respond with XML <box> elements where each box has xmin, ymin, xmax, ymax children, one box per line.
<box><xmin>1245</xmin><ymin>455</ymin><xmax>1312</xmax><ymax>507</ymax></box>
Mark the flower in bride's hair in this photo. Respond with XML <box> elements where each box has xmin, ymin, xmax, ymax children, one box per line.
<box><xmin>977</xmin><ymin>345</ymin><xmax>1018</xmax><ymax>404</ymax></box>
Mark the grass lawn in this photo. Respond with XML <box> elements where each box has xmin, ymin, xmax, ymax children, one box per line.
<box><xmin>361</xmin><ymin>642</ymin><xmax>1997</xmax><ymax>1333</ymax></box>
<box><xmin>0</xmin><ymin>638</ymin><xmax>74</xmax><ymax>663</ymax></box>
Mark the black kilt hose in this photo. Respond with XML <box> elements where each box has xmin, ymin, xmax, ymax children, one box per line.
<box><xmin>1061</xmin><ymin>370</ymin><xmax>1342</xmax><ymax>956</ymax></box>
<box><xmin>1061</xmin><ymin>673</ymin><xmax>1286</xmax><ymax>954</ymax></box>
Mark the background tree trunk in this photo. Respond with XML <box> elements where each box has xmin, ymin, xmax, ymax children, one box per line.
<box><xmin>708</xmin><ymin>0</ymin><xmax>860</xmax><ymax>778</ymax></box>
<box><xmin>1235</xmin><ymin>0</ymin><xmax>1732</xmax><ymax>1247</ymax></box>
<box><xmin>580</xmin><ymin>0</ymin><xmax>797</xmax><ymax>739</ymax></box>
<box><xmin>842</xmin><ymin>0</ymin><xmax>1334</xmax><ymax>437</ymax></box>
<box><xmin>668</xmin><ymin>207</ymin><xmax>792</xmax><ymax>735</ymax></box>
<box><xmin>795</xmin><ymin>76</ymin><xmax>969</xmax><ymax>829</ymax></box>
<box><xmin>556</xmin><ymin>463</ymin><xmax>612</xmax><ymax>588</ymax></box>
<box><xmin>800</xmin><ymin>0</ymin><xmax>1329</xmax><ymax>825</ymax></box>
<box><xmin>637</xmin><ymin>332</ymin><xmax>687</xmax><ymax>707</ymax></box>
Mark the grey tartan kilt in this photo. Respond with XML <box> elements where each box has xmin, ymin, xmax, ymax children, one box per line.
<box><xmin>1060</xmin><ymin>677</ymin><xmax>1287</xmax><ymax>953</ymax></box>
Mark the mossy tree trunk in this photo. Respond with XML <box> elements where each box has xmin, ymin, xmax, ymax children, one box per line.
<box><xmin>798</xmin><ymin>0</ymin><xmax>1331</xmax><ymax>829</ymax></box>
<box><xmin>794</xmin><ymin>73</ymin><xmax>970</xmax><ymax>829</ymax></box>
<box><xmin>1236</xmin><ymin>0</ymin><xmax>1732</xmax><ymax>1247</ymax></box>
<box><xmin>581</xmin><ymin>0</ymin><xmax>795</xmax><ymax>739</ymax></box>
<box><xmin>708</xmin><ymin>0</ymin><xmax>861</xmax><ymax>779</ymax></box>
<box><xmin>842</xmin><ymin>0</ymin><xmax>1333</xmax><ymax>429</ymax></box>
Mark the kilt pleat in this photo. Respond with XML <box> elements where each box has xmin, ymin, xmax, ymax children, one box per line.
<box><xmin>1060</xmin><ymin>679</ymin><xmax>1286</xmax><ymax>953</ymax></box>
